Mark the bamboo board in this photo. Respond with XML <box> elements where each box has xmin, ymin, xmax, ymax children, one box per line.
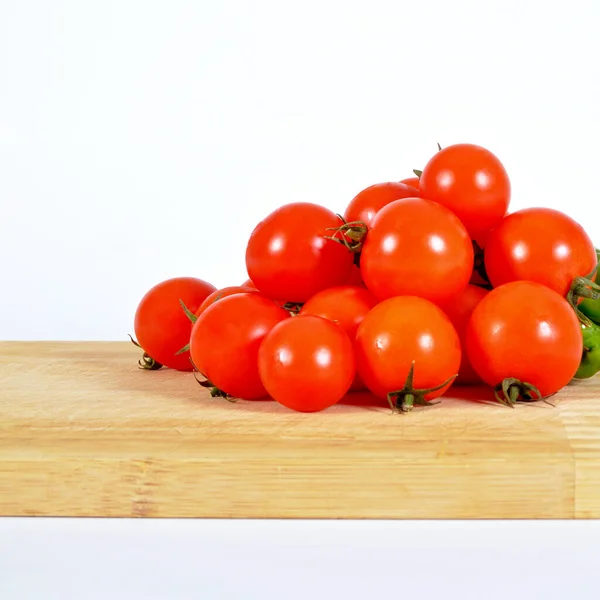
<box><xmin>1</xmin><ymin>342</ymin><xmax>599</xmax><ymax>519</ymax></box>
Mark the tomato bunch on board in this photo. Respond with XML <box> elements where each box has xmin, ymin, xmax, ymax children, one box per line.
<box><xmin>131</xmin><ymin>142</ymin><xmax>600</xmax><ymax>413</ymax></box>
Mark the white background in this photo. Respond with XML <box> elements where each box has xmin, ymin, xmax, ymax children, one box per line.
<box><xmin>1</xmin><ymin>1</ymin><xmax>600</xmax><ymax>598</ymax></box>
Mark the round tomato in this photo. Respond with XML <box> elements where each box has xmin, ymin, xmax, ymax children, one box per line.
<box><xmin>360</xmin><ymin>197</ymin><xmax>473</xmax><ymax>304</ymax></box>
<box><xmin>485</xmin><ymin>207</ymin><xmax>597</xmax><ymax>298</ymax></box>
<box><xmin>133</xmin><ymin>277</ymin><xmax>216</xmax><ymax>371</ymax></box>
<box><xmin>419</xmin><ymin>143</ymin><xmax>511</xmax><ymax>239</ymax></box>
<box><xmin>400</xmin><ymin>176</ymin><xmax>420</xmax><ymax>189</ymax></box>
<box><xmin>258</xmin><ymin>315</ymin><xmax>355</xmax><ymax>412</ymax></box>
<box><xmin>355</xmin><ymin>296</ymin><xmax>461</xmax><ymax>411</ymax></box>
<box><xmin>439</xmin><ymin>285</ymin><xmax>489</xmax><ymax>384</ymax></box>
<box><xmin>195</xmin><ymin>285</ymin><xmax>259</xmax><ymax>317</ymax></box>
<box><xmin>466</xmin><ymin>281</ymin><xmax>582</xmax><ymax>402</ymax></box>
<box><xmin>301</xmin><ymin>285</ymin><xmax>378</xmax><ymax>391</ymax></box>
<box><xmin>190</xmin><ymin>293</ymin><xmax>289</xmax><ymax>399</ymax></box>
<box><xmin>245</xmin><ymin>202</ymin><xmax>354</xmax><ymax>303</ymax></box>
<box><xmin>343</xmin><ymin>182</ymin><xmax>418</xmax><ymax>231</ymax></box>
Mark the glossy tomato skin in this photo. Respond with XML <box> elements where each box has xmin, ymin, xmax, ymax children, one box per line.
<box><xmin>345</xmin><ymin>263</ymin><xmax>365</xmax><ymax>287</ymax></box>
<box><xmin>258</xmin><ymin>315</ymin><xmax>355</xmax><ymax>412</ymax></box>
<box><xmin>245</xmin><ymin>202</ymin><xmax>354</xmax><ymax>303</ymax></box>
<box><xmin>485</xmin><ymin>207</ymin><xmax>597</xmax><ymax>297</ymax></box>
<box><xmin>419</xmin><ymin>143</ymin><xmax>511</xmax><ymax>239</ymax></box>
<box><xmin>439</xmin><ymin>285</ymin><xmax>489</xmax><ymax>384</ymax></box>
<box><xmin>360</xmin><ymin>197</ymin><xmax>473</xmax><ymax>304</ymax></box>
<box><xmin>343</xmin><ymin>182</ymin><xmax>418</xmax><ymax>230</ymax></box>
<box><xmin>400</xmin><ymin>176</ymin><xmax>420</xmax><ymax>190</ymax></box>
<box><xmin>301</xmin><ymin>285</ymin><xmax>378</xmax><ymax>391</ymax></box>
<box><xmin>240</xmin><ymin>278</ymin><xmax>257</xmax><ymax>289</ymax></box>
<box><xmin>134</xmin><ymin>277</ymin><xmax>216</xmax><ymax>371</ymax></box>
<box><xmin>355</xmin><ymin>296</ymin><xmax>461</xmax><ymax>401</ymax></box>
<box><xmin>195</xmin><ymin>285</ymin><xmax>259</xmax><ymax>317</ymax></box>
<box><xmin>466</xmin><ymin>281</ymin><xmax>582</xmax><ymax>397</ymax></box>
<box><xmin>190</xmin><ymin>293</ymin><xmax>289</xmax><ymax>399</ymax></box>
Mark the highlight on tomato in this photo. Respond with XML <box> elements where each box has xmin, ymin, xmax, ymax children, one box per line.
<box><xmin>132</xmin><ymin>277</ymin><xmax>216</xmax><ymax>371</ymax></box>
<box><xmin>245</xmin><ymin>202</ymin><xmax>354</xmax><ymax>303</ymax></box>
<box><xmin>355</xmin><ymin>296</ymin><xmax>461</xmax><ymax>412</ymax></box>
<box><xmin>466</xmin><ymin>281</ymin><xmax>582</xmax><ymax>404</ymax></box>
<box><xmin>258</xmin><ymin>315</ymin><xmax>356</xmax><ymax>412</ymax></box>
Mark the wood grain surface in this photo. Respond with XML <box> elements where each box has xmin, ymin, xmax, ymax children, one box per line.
<box><xmin>1</xmin><ymin>341</ymin><xmax>599</xmax><ymax>519</ymax></box>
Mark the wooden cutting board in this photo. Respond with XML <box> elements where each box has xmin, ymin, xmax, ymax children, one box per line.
<box><xmin>1</xmin><ymin>341</ymin><xmax>599</xmax><ymax>519</ymax></box>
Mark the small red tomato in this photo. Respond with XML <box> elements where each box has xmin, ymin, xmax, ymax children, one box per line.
<box><xmin>420</xmin><ymin>143</ymin><xmax>511</xmax><ymax>240</ymax></box>
<box><xmin>343</xmin><ymin>182</ymin><xmax>418</xmax><ymax>231</ymax></box>
<box><xmin>246</xmin><ymin>202</ymin><xmax>354</xmax><ymax>303</ymax></box>
<box><xmin>400</xmin><ymin>176</ymin><xmax>420</xmax><ymax>190</ymax></box>
<box><xmin>190</xmin><ymin>293</ymin><xmax>289</xmax><ymax>399</ymax></box>
<box><xmin>195</xmin><ymin>285</ymin><xmax>259</xmax><ymax>317</ymax></box>
<box><xmin>258</xmin><ymin>315</ymin><xmax>356</xmax><ymax>412</ymax></box>
<box><xmin>345</xmin><ymin>263</ymin><xmax>365</xmax><ymax>287</ymax></box>
<box><xmin>360</xmin><ymin>197</ymin><xmax>473</xmax><ymax>304</ymax></box>
<box><xmin>484</xmin><ymin>207</ymin><xmax>597</xmax><ymax>297</ymax></box>
<box><xmin>439</xmin><ymin>285</ymin><xmax>489</xmax><ymax>384</ymax></box>
<box><xmin>355</xmin><ymin>296</ymin><xmax>461</xmax><ymax>410</ymax></box>
<box><xmin>301</xmin><ymin>285</ymin><xmax>378</xmax><ymax>391</ymax></box>
<box><xmin>133</xmin><ymin>277</ymin><xmax>216</xmax><ymax>371</ymax></box>
<box><xmin>466</xmin><ymin>281</ymin><xmax>582</xmax><ymax>400</ymax></box>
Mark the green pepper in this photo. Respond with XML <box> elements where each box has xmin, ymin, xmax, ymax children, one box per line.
<box><xmin>578</xmin><ymin>248</ymin><xmax>600</xmax><ymax>325</ymax></box>
<box><xmin>575</xmin><ymin>319</ymin><xmax>600</xmax><ymax>379</ymax></box>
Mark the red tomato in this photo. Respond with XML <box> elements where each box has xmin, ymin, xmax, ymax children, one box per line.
<box><xmin>258</xmin><ymin>315</ymin><xmax>355</xmax><ymax>412</ymax></box>
<box><xmin>345</xmin><ymin>263</ymin><xmax>365</xmax><ymax>287</ymax></box>
<box><xmin>190</xmin><ymin>293</ymin><xmax>289</xmax><ymax>399</ymax></box>
<box><xmin>343</xmin><ymin>182</ymin><xmax>418</xmax><ymax>230</ymax></box>
<box><xmin>484</xmin><ymin>207</ymin><xmax>597</xmax><ymax>297</ymax></box>
<box><xmin>360</xmin><ymin>197</ymin><xmax>473</xmax><ymax>304</ymax></box>
<box><xmin>245</xmin><ymin>202</ymin><xmax>354</xmax><ymax>303</ymax></box>
<box><xmin>240</xmin><ymin>278</ymin><xmax>257</xmax><ymax>289</ymax></box>
<box><xmin>439</xmin><ymin>285</ymin><xmax>489</xmax><ymax>384</ymax></box>
<box><xmin>195</xmin><ymin>285</ymin><xmax>259</xmax><ymax>317</ymax></box>
<box><xmin>400</xmin><ymin>176</ymin><xmax>420</xmax><ymax>189</ymax></box>
<box><xmin>466</xmin><ymin>281</ymin><xmax>582</xmax><ymax>400</ymax></box>
<box><xmin>133</xmin><ymin>277</ymin><xmax>216</xmax><ymax>371</ymax></box>
<box><xmin>301</xmin><ymin>285</ymin><xmax>378</xmax><ymax>391</ymax></box>
<box><xmin>419</xmin><ymin>143</ymin><xmax>511</xmax><ymax>240</ymax></box>
<box><xmin>355</xmin><ymin>296</ymin><xmax>461</xmax><ymax>410</ymax></box>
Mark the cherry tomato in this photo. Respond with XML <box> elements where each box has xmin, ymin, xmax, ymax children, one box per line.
<box><xmin>419</xmin><ymin>143</ymin><xmax>511</xmax><ymax>239</ymax></box>
<box><xmin>485</xmin><ymin>207</ymin><xmax>597</xmax><ymax>298</ymax></box>
<box><xmin>246</xmin><ymin>202</ymin><xmax>354</xmax><ymax>303</ymax></box>
<box><xmin>345</xmin><ymin>263</ymin><xmax>365</xmax><ymax>287</ymax></box>
<box><xmin>355</xmin><ymin>296</ymin><xmax>461</xmax><ymax>409</ymax></box>
<box><xmin>360</xmin><ymin>197</ymin><xmax>473</xmax><ymax>304</ymax></box>
<box><xmin>195</xmin><ymin>285</ymin><xmax>259</xmax><ymax>317</ymax></box>
<box><xmin>301</xmin><ymin>285</ymin><xmax>378</xmax><ymax>391</ymax></box>
<box><xmin>439</xmin><ymin>285</ymin><xmax>489</xmax><ymax>384</ymax></box>
<box><xmin>466</xmin><ymin>281</ymin><xmax>582</xmax><ymax>400</ymax></box>
<box><xmin>400</xmin><ymin>176</ymin><xmax>420</xmax><ymax>189</ymax></box>
<box><xmin>133</xmin><ymin>277</ymin><xmax>216</xmax><ymax>371</ymax></box>
<box><xmin>343</xmin><ymin>182</ymin><xmax>418</xmax><ymax>231</ymax></box>
<box><xmin>190</xmin><ymin>293</ymin><xmax>289</xmax><ymax>399</ymax></box>
<box><xmin>258</xmin><ymin>315</ymin><xmax>355</xmax><ymax>412</ymax></box>
<box><xmin>240</xmin><ymin>278</ymin><xmax>257</xmax><ymax>289</ymax></box>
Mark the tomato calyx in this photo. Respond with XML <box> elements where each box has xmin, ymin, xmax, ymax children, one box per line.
<box><xmin>282</xmin><ymin>302</ymin><xmax>304</xmax><ymax>315</ymax></box>
<box><xmin>325</xmin><ymin>220</ymin><xmax>368</xmax><ymax>253</ymax></box>
<box><xmin>127</xmin><ymin>334</ymin><xmax>163</xmax><ymax>370</ymax></box>
<box><xmin>179</xmin><ymin>299</ymin><xmax>198</xmax><ymax>324</ymax></box>
<box><xmin>189</xmin><ymin>357</ymin><xmax>235</xmax><ymax>401</ymax></box>
<box><xmin>492</xmin><ymin>378</ymin><xmax>549</xmax><ymax>408</ymax></box>
<box><xmin>567</xmin><ymin>262</ymin><xmax>600</xmax><ymax>323</ymax></box>
<box><xmin>386</xmin><ymin>361</ymin><xmax>456</xmax><ymax>413</ymax></box>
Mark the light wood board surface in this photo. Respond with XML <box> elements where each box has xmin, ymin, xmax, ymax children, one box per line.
<box><xmin>1</xmin><ymin>341</ymin><xmax>599</xmax><ymax>519</ymax></box>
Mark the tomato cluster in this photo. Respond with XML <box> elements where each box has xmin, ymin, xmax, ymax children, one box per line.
<box><xmin>131</xmin><ymin>143</ymin><xmax>600</xmax><ymax>413</ymax></box>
